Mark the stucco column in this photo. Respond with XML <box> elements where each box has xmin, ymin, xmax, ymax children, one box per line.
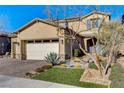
<box><xmin>59</xmin><ymin>38</ymin><xmax>65</xmax><ymax>61</ymax></box>
<box><xmin>11</xmin><ymin>42</ymin><xmax>14</xmax><ymax>58</ymax></box>
<box><xmin>84</xmin><ymin>38</ymin><xmax>91</xmax><ymax>52</ymax></box>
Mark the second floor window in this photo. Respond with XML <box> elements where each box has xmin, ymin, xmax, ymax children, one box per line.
<box><xmin>86</xmin><ymin>19</ymin><xmax>91</xmax><ymax>29</ymax></box>
<box><xmin>86</xmin><ymin>18</ymin><xmax>100</xmax><ymax>29</ymax></box>
<box><xmin>91</xmin><ymin>19</ymin><xmax>99</xmax><ymax>28</ymax></box>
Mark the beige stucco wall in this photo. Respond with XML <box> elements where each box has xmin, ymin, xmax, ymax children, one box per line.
<box><xmin>11</xmin><ymin>37</ymin><xmax>21</xmax><ymax>59</ymax></box>
<box><xmin>18</xmin><ymin>22</ymin><xmax>58</xmax><ymax>40</ymax></box>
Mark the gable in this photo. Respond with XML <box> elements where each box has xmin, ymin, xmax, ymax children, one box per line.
<box><xmin>83</xmin><ymin>13</ymin><xmax>110</xmax><ymax>21</ymax></box>
<box><xmin>18</xmin><ymin>21</ymin><xmax>58</xmax><ymax>40</ymax></box>
<box><xmin>62</xmin><ymin>13</ymin><xmax>110</xmax><ymax>32</ymax></box>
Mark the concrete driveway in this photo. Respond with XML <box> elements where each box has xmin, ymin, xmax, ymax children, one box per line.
<box><xmin>0</xmin><ymin>57</ymin><xmax>48</xmax><ymax>77</ymax></box>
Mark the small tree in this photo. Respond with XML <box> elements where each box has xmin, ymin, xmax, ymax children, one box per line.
<box><xmin>97</xmin><ymin>21</ymin><xmax>124</xmax><ymax>75</ymax></box>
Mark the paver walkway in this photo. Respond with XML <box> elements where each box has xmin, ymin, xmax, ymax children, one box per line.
<box><xmin>0</xmin><ymin>75</ymin><xmax>79</xmax><ymax>88</ymax></box>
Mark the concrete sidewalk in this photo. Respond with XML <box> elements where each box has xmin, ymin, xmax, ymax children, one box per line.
<box><xmin>0</xmin><ymin>75</ymin><xmax>79</xmax><ymax>88</ymax></box>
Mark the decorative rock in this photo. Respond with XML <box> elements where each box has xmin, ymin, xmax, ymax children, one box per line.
<box><xmin>89</xmin><ymin>59</ymin><xmax>93</xmax><ymax>63</ymax></box>
<box><xmin>35</xmin><ymin>67</ymin><xmax>44</xmax><ymax>72</ymax></box>
<box><xmin>60</xmin><ymin>64</ymin><xmax>67</xmax><ymax>67</ymax></box>
<box><xmin>70</xmin><ymin>65</ymin><xmax>74</xmax><ymax>67</ymax></box>
<box><xmin>80</xmin><ymin>68</ymin><xmax>111</xmax><ymax>87</ymax></box>
<box><xmin>27</xmin><ymin>71</ymin><xmax>38</xmax><ymax>75</ymax></box>
<box><xmin>75</xmin><ymin>64</ymin><xmax>81</xmax><ymax>68</ymax></box>
<box><xmin>25</xmin><ymin>71</ymin><xmax>38</xmax><ymax>78</ymax></box>
<box><xmin>72</xmin><ymin>57</ymin><xmax>82</xmax><ymax>62</ymax></box>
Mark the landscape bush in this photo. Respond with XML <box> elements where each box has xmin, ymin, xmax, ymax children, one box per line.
<box><xmin>74</xmin><ymin>49</ymin><xmax>80</xmax><ymax>57</ymax></box>
<box><xmin>45</xmin><ymin>52</ymin><xmax>60</xmax><ymax>66</ymax></box>
<box><xmin>42</xmin><ymin>64</ymin><xmax>53</xmax><ymax>69</ymax></box>
<box><xmin>35</xmin><ymin>67</ymin><xmax>45</xmax><ymax>73</ymax></box>
<box><xmin>35</xmin><ymin>64</ymin><xmax>53</xmax><ymax>73</ymax></box>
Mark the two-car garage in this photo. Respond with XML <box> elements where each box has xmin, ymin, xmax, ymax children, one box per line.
<box><xmin>11</xmin><ymin>18</ymin><xmax>65</xmax><ymax>60</ymax></box>
<box><xmin>26</xmin><ymin>39</ymin><xmax>59</xmax><ymax>60</ymax></box>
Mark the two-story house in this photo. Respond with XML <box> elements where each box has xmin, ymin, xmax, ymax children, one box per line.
<box><xmin>11</xmin><ymin>11</ymin><xmax>111</xmax><ymax>60</ymax></box>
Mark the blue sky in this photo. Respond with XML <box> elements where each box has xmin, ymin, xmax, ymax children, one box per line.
<box><xmin>0</xmin><ymin>5</ymin><xmax>124</xmax><ymax>32</ymax></box>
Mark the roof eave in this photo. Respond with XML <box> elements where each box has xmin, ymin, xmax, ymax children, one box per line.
<box><xmin>15</xmin><ymin>18</ymin><xmax>59</xmax><ymax>33</ymax></box>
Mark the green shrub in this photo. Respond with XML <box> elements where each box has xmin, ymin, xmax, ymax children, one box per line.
<box><xmin>45</xmin><ymin>52</ymin><xmax>60</xmax><ymax>66</ymax></box>
<box><xmin>25</xmin><ymin>71</ymin><xmax>38</xmax><ymax>77</ymax></box>
<box><xmin>89</xmin><ymin>62</ymin><xmax>97</xmax><ymax>69</ymax></box>
<box><xmin>96</xmin><ymin>44</ymin><xmax>109</xmax><ymax>57</ymax></box>
<box><xmin>74</xmin><ymin>49</ymin><xmax>80</xmax><ymax>57</ymax></box>
<box><xmin>60</xmin><ymin>64</ymin><xmax>67</xmax><ymax>67</ymax></box>
<box><xmin>35</xmin><ymin>67</ymin><xmax>44</xmax><ymax>73</ymax></box>
<box><xmin>101</xmin><ymin>49</ymin><xmax>109</xmax><ymax>57</ymax></box>
<box><xmin>35</xmin><ymin>64</ymin><xmax>53</xmax><ymax>72</ymax></box>
<box><xmin>89</xmin><ymin>61</ymin><xmax>107</xmax><ymax>69</ymax></box>
<box><xmin>42</xmin><ymin>64</ymin><xmax>53</xmax><ymax>69</ymax></box>
<box><xmin>25</xmin><ymin>72</ymin><xmax>33</xmax><ymax>77</ymax></box>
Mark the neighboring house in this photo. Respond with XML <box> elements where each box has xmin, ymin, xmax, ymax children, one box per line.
<box><xmin>11</xmin><ymin>11</ymin><xmax>110</xmax><ymax>60</ymax></box>
<box><xmin>0</xmin><ymin>33</ymin><xmax>11</xmax><ymax>55</ymax></box>
<box><xmin>122</xmin><ymin>14</ymin><xmax>124</xmax><ymax>24</ymax></box>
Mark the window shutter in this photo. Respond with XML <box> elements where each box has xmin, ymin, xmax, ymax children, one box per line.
<box><xmin>98</xmin><ymin>16</ymin><xmax>103</xmax><ymax>27</ymax></box>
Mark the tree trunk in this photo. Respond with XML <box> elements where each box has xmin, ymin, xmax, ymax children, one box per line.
<box><xmin>79</xmin><ymin>43</ymin><xmax>104</xmax><ymax>77</ymax></box>
<box><xmin>91</xmin><ymin>38</ymin><xmax>104</xmax><ymax>77</ymax></box>
<box><xmin>104</xmin><ymin>45</ymin><xmax>114</xmax><ymax>75</ymax></box>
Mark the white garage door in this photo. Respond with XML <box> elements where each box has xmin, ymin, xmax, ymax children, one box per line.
<box><xmin>26</xmin><ymin>42</ymin><xmax>59</xmax><ymax>60</ymax></box>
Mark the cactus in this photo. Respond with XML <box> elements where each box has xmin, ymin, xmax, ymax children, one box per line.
<box><xmin>45</xmin><ymin>52</ymin><xmax>60</xmax><ymax>66</ymax></box>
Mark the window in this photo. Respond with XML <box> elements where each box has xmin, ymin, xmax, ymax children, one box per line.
<box><xmin>91</xmin><ymin>18</ymin><xmax>99</xmax><ymax>28</ymax></box>
<box><xmin>27</xmin><ymin>40</ymin><xmax>34</xmax><ymax>43</ymax></box>
<box><xmin>86</xmin><ymin>19</ymin><xmax>91</xmax><ymax>29</ymax></box>
<box><xmin>43</xmin><ymin>40</ymin><xmax>50</xmax><ymax>43</ymax></box>
<box><xmin>91</xmin><ymin>19</ymin><xmax>99</xmax><ymax>28</ymax></box>
<box><xmin>35</xmin><ymin>40</ymin><xmax>42</xmax><ymax>43</ymax></box>
<box><xmin>52</xmin><ymin>39</ymin><xmax>59</xmax><ymax>42</ymax></box>
<box><xmin>86</xmin><ymin>18</ymin><xmax>100</xmax><ymax>29</ymax></box>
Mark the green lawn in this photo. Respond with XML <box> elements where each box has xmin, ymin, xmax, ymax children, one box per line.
<box><xmin>110</xmin><ymin>63</ymin><xmax>124</xmax><ymax>88</ymax></box>
<box><xmin>89</xmin><ymin>61</ymin><xmax>107</xmax><ymax>69</ymax></box>
<box><xmin>32</xmin><ymin>68</ymin><xmax>106</xmax><ymax>88</ymax></box>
